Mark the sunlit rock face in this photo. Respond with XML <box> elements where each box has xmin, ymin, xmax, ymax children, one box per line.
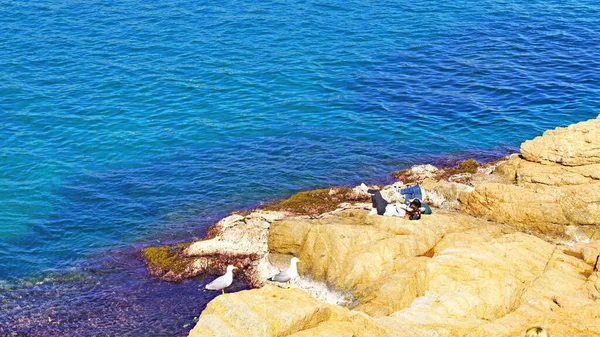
<box><xmin>187</xmin><ymin>117</ymin><xmax>600</xmax><ymax>337</ymax></box>
<box><xmin>191</xmin><ymin>208</ymin><xmax>600</xmax><ymax>337</ymax></box>
<box><xmin>463</xmin><ymin>116</ymin><xmax>600</xmax><ymax>237</ymax></box>
<box><xmin>520</xmin><ymin>115</ymin><xmax>600</xmax><ymax>167</ymax></box>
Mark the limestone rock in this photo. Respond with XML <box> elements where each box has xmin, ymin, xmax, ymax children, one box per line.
<box><xmin>413</xmin><ymin>157</ymin><xmax>510</xmax><ymax>211</ymax></box>
<box><xmin>353</xmin><ymin>257</ymin><xmax>430</xmax><ymax>317</ymax></box>
<box><xmin>576</xmin><ymin>240</ymin><xmax>600</xmax><ymax>266</ymax></box>
<box><xmin>461</xmin><ymin>183</ymin><xmax>567</xmax><ymax>229</ymax></box>
<box><xmin>462</xmin><ymin>180</ymin><xmax>600</xmax><ymax>230</ymax></box>
<box><xmin>392</xmin><ymin>164</ymin><xmax>439</xmax><ymax>184</ymax></box>
<box><xmin>182</xmin><ymin>211</ymin><xmax>288</xmax><ymax>286</ymax></box>
<box><xmin>516</xmin><ymin>158</ymin><xmax>600</xmax><ymax>186</ymax></box>
<box><xmin>498</xmin><ymin>154</ymin><xmax>600</xmax><ymax>186</ymax></box>
<box><xmin>269</xmin><ymin>210</ymin><xmax>475</xmax><ymax>293</ymax></box>
<box><xmin>420</xmin><ymin>178</ymin><xmax>473</xmax><ymax>210</ymax></box>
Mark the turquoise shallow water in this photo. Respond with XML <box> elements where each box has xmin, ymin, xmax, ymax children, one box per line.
<box><xmin>1</xmin><ymin>0</ymin><xmax>599</xmax><ymax>335</ymax></box>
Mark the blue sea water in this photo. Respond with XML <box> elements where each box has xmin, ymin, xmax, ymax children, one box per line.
<box><xmin>1</xmin><ymin>0</ymin><xmax>599</xmax><ymax>335</ymax></box>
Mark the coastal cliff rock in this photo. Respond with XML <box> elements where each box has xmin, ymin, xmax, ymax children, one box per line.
<box><xmin>182</xmin><ymin>211</ymin><xmax>287</xmax><ymax>286</ymax></box>
<box><xmin>520</xmin><ymin>116</ymin><xmax>600</xmax><ymax>166</ymax></box>
<box><xmin>188</xmin><ymin>285</ymin><xmax>386</xmax><ymax>337</ymax></box>
<box><xmin>192</xmin><ymin>208</ymin><xmax>600</xmax><ymax>336</ymax></box>
<box><xmin>268</xmin><ymin>210</ymin><xmax>477</xmax><ymax>295</ymax></box>
<box><xmin>187</xmin><ymin>118</ymin><xmax>600</xmax><ymax>337</ymax></box>
<box><xmin>394</xmin><ymin>158</ymin><xmax>511</xmax><ymax>211</ymax></box>
<box><xmin>462</xmin><ymin>115</ymin><xmax>600</xmax><ymax>234</ymax></box>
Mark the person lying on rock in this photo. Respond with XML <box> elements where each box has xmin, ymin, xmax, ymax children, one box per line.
<box><xmin>396</xmin><ymin>185</ymin><xmax>432</xmax><ymax>213</ymax></box>
<box><xmin>404</xmin><ymin>199</ymin><xmax>424</xmax><ymax>220</ymax></box>
<box><xmin>364</xmin><ymin>186</ymin><xmax>426</xmax><ymax>219</ymax></box>
<box><xmin>398</xmin><ymin>184</ymin><xmax>423</xmax><ymax>202</ymax></box>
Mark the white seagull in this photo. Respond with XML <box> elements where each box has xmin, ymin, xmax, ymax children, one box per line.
<box><xmin>268</xmin><ymin>257</ymin><xmax>301</xmax><ymax>288</ymax></box>
<box><xmin>204</xmin><ymin>265</ymin><xmax>238</xmax><ymax>296</ymax></box>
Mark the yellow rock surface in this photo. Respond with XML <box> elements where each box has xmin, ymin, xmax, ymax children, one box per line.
<box><xmin>188</xmin><ymin>285</ymin><xmax>385</xmax><ymax>337</ymax></box>
<box><xmin>269</xmin><ymin>210</ymin><xmax>476</xmax><ymax>294</ymax></box>
<box><xmin>192</xmin><ymin>208</ymin><xmax>600</xmax><ymax>336</ymax></box>
<box><xmin>521</xmin><ymin>115</ymin><xmax>600</xmax><ymax>166</ymax></box>
<box><xmin>188</xmin><ymin>117</ymin><xmax>600</xmax><ymax>337</ymax></box>
<box><xmin>462</xmin><ymin>116</ymin><xmax>600</xmax><ymax>229</ymax></box>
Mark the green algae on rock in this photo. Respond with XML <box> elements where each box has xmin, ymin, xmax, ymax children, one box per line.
<box><xmin>260</xmin><ymin>187</ymin><xmax>369</xmax><ymax>216</ymax></box>
<box><xmin>142</xmin><ymin>243</ymin><xmax>194</xmax><ymax>282</ymax></box>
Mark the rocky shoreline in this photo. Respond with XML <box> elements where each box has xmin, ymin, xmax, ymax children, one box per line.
<box><xmin>145</xmin><ymin>116</ymin><xmax>600</xmax><ymax>337</ymax></box>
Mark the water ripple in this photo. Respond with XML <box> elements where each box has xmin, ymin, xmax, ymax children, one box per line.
<box><xmin>2</xmin><ymin>0</ymin><xmax>600</xmax><ymax>335</ymax></box>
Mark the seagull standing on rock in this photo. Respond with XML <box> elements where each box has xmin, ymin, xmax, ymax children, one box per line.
<box><xmin>268</xmin><ymin>257</ymin><xmax>301</xmax><ymax>289</ymax></box>
<box><xmin>204</xmin><ymin>265</ymin><xmax>238</xmax><ymax>296</ymax></box>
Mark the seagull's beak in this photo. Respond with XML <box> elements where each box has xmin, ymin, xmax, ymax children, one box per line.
<box><xmin>233</xmin><ymin>266</ymin><xmax>239</xmax><ymax>269</ymax></box>
<box><xmin>297</xmin><ymin>259</ymin><xmax>303</xmax><ymax>263</ymax></box>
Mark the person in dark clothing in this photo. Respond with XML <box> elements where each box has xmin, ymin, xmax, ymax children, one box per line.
<box><xmin>363</xmin><ymin>184</ymin><xmax>429</xmax><ymax>219</ymax></box>
<box><xmin>405</xmin><ymin>199</ymin><xmax>422</xmax><ymax>220</ymax></box>
<box><xmin>399</xmin><ymin>185</ymin><xmax>433</xmax><ymax>215</ymax></box>
<box><xmin>367</xmin><ymin>189</ymin><xmax>388</xmax><ymax>215</ymax></box>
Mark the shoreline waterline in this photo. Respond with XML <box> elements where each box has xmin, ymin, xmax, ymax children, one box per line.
<box><xmin>0</xmin><ymin>148</ymin><xmax>516</xmax><ymax>336</ymax></box>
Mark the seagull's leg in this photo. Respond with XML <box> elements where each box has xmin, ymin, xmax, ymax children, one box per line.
<box><xmin>286</xmin><ymin>280</ymin><xmax>291</xmax><ymax>292</ymax></box>
<box><xmin>222</xmin><ymin>289</ymin><xmax>228</xmax><ymax>297</ymax></box>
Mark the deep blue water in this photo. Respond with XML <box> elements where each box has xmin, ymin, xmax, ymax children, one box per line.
<box><xmin>1</xmin><ymin>0</ymin><xmax>599</xmax><ymax>335</ymax></box>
